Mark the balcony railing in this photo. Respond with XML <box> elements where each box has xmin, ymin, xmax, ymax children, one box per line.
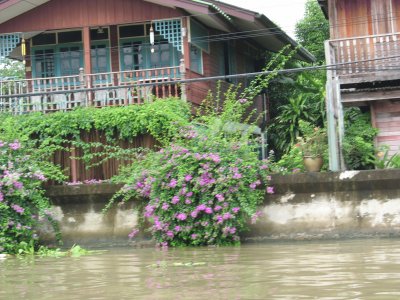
<box><xmin>326</xmin><ymin>32</ymin><xmax>400</xmax><ymax>83</ymax></box>
<box><xmin>0</xmin><ymin>66</ymin><xmax>181</xmax><ymax>114</ymax></box>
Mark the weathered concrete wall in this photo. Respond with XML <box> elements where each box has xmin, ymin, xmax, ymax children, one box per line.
<box><xmin>247</xmin><ymin>170</ymin><xmax>400</xmax><ymax>241</ymax></box>
<box><xmin>43</xmin><ymin>170</ymin><xmax>400</xmax><ymax>246</ymax></box>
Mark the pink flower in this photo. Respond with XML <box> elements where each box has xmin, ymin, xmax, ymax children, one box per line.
<box><xmin>175</xmin><ymin>225</ymin><xmax>181</xmax><ymax>232</ymax></box>
<box><xmin>128</xmin><ymin>229</ymin><xmax>139</xmax><ymax>238</ymax></box>
<box><xmin>223</xmin><ymin>212</ymin><xmax>232</xmax><ymax>220</ymax></box>
<box><xmin>0</xmin><ymin>193</ymin><xmax>3</xmax><ymax>202</ymax></box>
<box><xmin>191</xmin><ymin>234</ymin><xmax>198</xmax><ymax>239</ymax></box>
<box><xmin>184</xmin><ymin>174</ymin><xmax>193</xmax><ymax>182</ymax></box>
<box><xmin>171</xmin><ymin>196</ymin><xmax>180</xmax><ymax>204</ymax></box>
<box><xmin>169</xmin><ymin>179</ymin><xmax>178</xmax><ymax>188</ymax></box>
<box><xmin>186</xmin><ymin>191</ymin><xmax>193</xmax><ymax>197</ymax></box>
<box><xmin>9</xmin><ymin>141</ymin><xmax>21</xmax><ymax>150</ymax></box>
<box><xmin>215</xmin><ymin>194</ymin><xmax>224</xmax><ymax>202</ymax></box>
<box><xmin>196</xmin><ymin>204</ymin><xmax>206</xmax><ymax>211</ymax></box>
<box><xmin>267</xmin><ymin>186</ymin><xmax>275</xmax><ymax>194</ymax></box>
<box><xmin>232</xmin><ymin>207</ymin><xmax>240</xmax><ymax>214</ymax></box>
<box><xmin>214</xmin><ymin>205</ymin><xmax>222</xmax><ymax>212</ymax></box>
<box><xmin>176</xmin><ymin>213</ymin><xmax>187</xmax><ymax>221</ymax></box>
<box><xmin>238</xmin><ymin>98</ymin><xmax>247</xmax><ymax>104</ymax></box>
<box><xmin>166</xmin><ymin>231</ymin><xmax>174</xmax><ymax>238</ymax></box>
<box><xmin>233</xmin><ymin>173</ymin><xmax>242</xmax><ymax>179</ymax></box>
<box><xmin>11</xmin><ymin>204</ymin><xmax>24</xmax><ymax>214</ymax></box>
<box><xmin>13</xmin><ymin>181</ymin><xmax>23</xmax><ymax>190</ymax></box>
<box><xmin>185</xmin><ymin>199</ymin><xmax>192</xmax><ymax>204</ymax></box>
<box><xmin>191</xmin><ymin>211</ymin><xmax>198</xmax><ymax>218</ymax></box>
<box><xmin>205</xmin><ymin>207</ymin><xmax>213</xmax><ymax>214</ymax></box>
<box><xmin>162</xmin><ymin>203</ymin><xmax>170</xmax><ymax>210</ymax></box>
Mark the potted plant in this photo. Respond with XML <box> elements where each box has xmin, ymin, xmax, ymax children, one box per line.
<box><xmin>296</xmin><ymin>121</ymin><xmax>327</xmax><ymax>172</ymax></box>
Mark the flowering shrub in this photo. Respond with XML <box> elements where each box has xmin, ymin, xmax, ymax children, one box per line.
<box><xmin>0</xmin><ymin>140</ymin><xmax>59</xmax><ymax>254</ymax></box>
<box><xmin>112</xmin><ymin>88</ymin><xmax>273</xmax><ymax>247</ymax></box>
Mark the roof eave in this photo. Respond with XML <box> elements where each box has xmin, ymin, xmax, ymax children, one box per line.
<box><xmin>318</xmin><ymin>0</ymin><xmax>329</xmax><ymax>19</ymax></box>
<box><xmin>256</xmin><ymin>14</ymin><xmax>316</xmax><ymax>63</ymax></box>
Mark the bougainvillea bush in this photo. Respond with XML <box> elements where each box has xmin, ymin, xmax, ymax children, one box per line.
<box><xmin>0</xmin><ymin>140</ymin><xmax>59</xmax><ymax>254</ymax></box>
<box><xmin>111</xmin><ymin>89</ymin><xmax>274</xmax><ymax>247</ymax></box>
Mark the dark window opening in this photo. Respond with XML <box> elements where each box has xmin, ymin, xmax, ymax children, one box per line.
<box><xmin>58</xmin><ymin>31</ymin><xmax>82</xmax><ymax>44</ymax></box>
<box><xmin>32</xmin><ymin>33</ymin><xmax>56</xmax><ymax>46</ymax></box>
<box><xmin>90</xmin><ymin>28</ymin><xmax>109</xmax><ymax>41</ymax></box>
<box><xmin>119</xmin><ymin>25</ymin><xmax>145</xmax><ymax>38</ymax></box>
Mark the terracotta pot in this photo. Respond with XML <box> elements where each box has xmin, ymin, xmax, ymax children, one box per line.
<box><xmin>303</xmin><ymin>156</ymin><xmax>323</xmax><ymax>172</ymax></box>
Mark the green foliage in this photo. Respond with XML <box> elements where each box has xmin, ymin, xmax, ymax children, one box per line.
<box><xmin>343</xmin><ymin>109</ymin><xmax>378</xmax><ymax>170</ymax></box>
<box><xmin>295</xmin><ymin>0</ymin><xmax>330</xmax><ymax>64</ymax></box>
<box><xmin>0</xmin><ymin>98</ymin><xmax>191</xmax><ymax>180</ymax></box>
<box><xmin>368</xmin><ymin>145</ymin><xmax>400</xmax><ymax>169</ymax></box>
<box><xmin>296</xmin><ymin>120</ymin><xmax>327</xmax><ymax>158</ymax></box>
<box><xmin>269</xmin><ymin>147</ymin><xmax>304</xmax><ymax>174</ymax></box>
<box><xmin>268</xmin><ymin>71</ymin><xmax>326</xmax><ymax>156</ymax></box>
<box><xmin>0</xmin><ymin>58</ymin><xmax>25</xmax><ymax>79</ymax></box>
<box><xmin>0</xmin><ymin>140</ymin><xmax>61</xmax><ymax>254</ymax></box>
<box><xmin>108</xmin><ymin>88</ymin><xmax>273</xmax><ymax>247</ymax></box>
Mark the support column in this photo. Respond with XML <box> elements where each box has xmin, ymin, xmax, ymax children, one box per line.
<box><xmin>83</xmin><ymin>27</ymin><xmax>93</xmax><ymax>106</ymax></box>
<box><xmin>326</xmin><ymin>78</ymin><xmax>340</xmax><ymax>171</ymax></box>
<box><xmin>181</xmin><ymin>17</ymin><xmax>190</xmax><ymax>101</ymax></box>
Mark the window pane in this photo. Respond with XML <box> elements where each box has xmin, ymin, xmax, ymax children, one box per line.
<box><xmin>58</xmin><ymin>31</ymin><xmax>82</xmax><ymax>44</ymax></box>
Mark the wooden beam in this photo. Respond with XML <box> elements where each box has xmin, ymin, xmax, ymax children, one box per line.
<box><xmin>342</xmin><ymin>89</ymin><xmax>400</xmax><ymax>103</ymax></box>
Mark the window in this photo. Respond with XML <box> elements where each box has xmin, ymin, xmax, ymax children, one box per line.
<box><xmin>34</xmin><ymin>49</ymin><xmax>55</xmax><ymax>78</ymax></box>
<box><xmin>58</xmin><ymin>31</ymin><xmax>82</xmax><ymax>44</ymax></box>
<box><xmin>119</xmin><ymin>25</ymin><xmax>146</xmax><ymax>38</ymax></box>
<box><xmin>90</xmin><ymin>28</ymin><xmax>109</xmax><ymax>41</ymax></box>
<box><xmin>32</xmin><ymin>33</ymin><xmax>56</xmax><ymax>46</ymax></box>
<box><xmin>150</xmin><ymin>41</ymin><xmax>172</xmax><ymax>68</ymax></box>
<box><xmin>91</xmin><ymin>44</ymin><xmax>109</xmax><ymax>73</ymax></box>
<box><xmin>59</xmin><ymin>46</ymin><xmax>82</xmax><ymax>76</ymax></box>
<box><xmin>121</xmin><ymin>41</ymin><xmax>145</xmax><ymax>71</ymax></box>
<box><xmin>190</xmin><ymin>44</ymin><xmax>203</xmax><ymax>74</ymax></box>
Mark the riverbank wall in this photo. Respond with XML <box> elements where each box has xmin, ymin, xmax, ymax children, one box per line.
<box><xmin>42</xmin><ymin>170</ymin><xmax>400</xmax><ymax>246</ymax></box>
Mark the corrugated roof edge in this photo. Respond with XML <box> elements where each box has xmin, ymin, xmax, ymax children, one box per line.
<box><xmin>206</xmin><ymin>0</ymin><xmax>315</xmax><ymax>63</ymax></box>
<box><xmin>256</xmin><ymin>14</ymin><xmax>316</xmax><ymax>63</ymax></box>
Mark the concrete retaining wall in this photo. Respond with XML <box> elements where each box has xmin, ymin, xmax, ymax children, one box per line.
<box><xmin>43</xmin><ymin>170</ymin><xmax>400</xmax><ymax>246</ymax></box>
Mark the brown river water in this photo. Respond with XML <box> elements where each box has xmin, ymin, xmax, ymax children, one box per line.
<box><xmin>1</xmin><ymin>239</ymin><xmax>400</xmax><ymax>299</ymax></box>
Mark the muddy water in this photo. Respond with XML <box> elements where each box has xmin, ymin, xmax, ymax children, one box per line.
<box><xmin>2</xmin><ymin>239</ymin><xmax>400</xmax><ymax>299</ymax></box>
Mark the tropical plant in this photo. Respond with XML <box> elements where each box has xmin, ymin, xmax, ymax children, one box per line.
<box><xmin>343</xmin><ymin>108</ymin><xmax>378</xmax><ymax>170</ymax></box>
<box><xmin>268</xmin><ymin>71</ymin><xmax>326</xmax><ymax>155</ymax></box>
<box><xmin>295</xmin><ymin>0</ymin><xmax>330</xmax><ymax>64</ymax></box>
<box><xmin>296</xmin><ymin>120</ymin><xmax>327</xmax><ymax>158</ymax></box>
<box><xmin>0</xmin><ymin>139</ymin><xmax>60</xmax><ymax>254</ymax></box>
<box><xmin>368</xmin><ymin>145</ymin><xmax>400</xmax><ymax>169</ymax></box>
<box><xmin>107</xmin><ymin>88</ymin><xmax>274</xmax><ymax>247</ymax></box>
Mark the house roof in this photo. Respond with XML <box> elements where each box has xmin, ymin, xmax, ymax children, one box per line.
<box><xmin>145</xmin><ymin>0</ymin><xmax>315</xmax><ymax>62</ymax></box>
<box><xmin>0</xmin><ymin>0</ymin><xmax>315</xmax><ymax>62</ymax></box>
<box><xmin>318</xmin><ymin>0</ymin><xmax>328</xmax><ymax>19</ymax></box>
<box><xmin>0</xmin><ymin>0</ymin><xmax>50</xmax><ymax>24</ymax></box>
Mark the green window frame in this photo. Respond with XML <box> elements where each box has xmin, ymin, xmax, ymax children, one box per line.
<box><xmin>33</xmin><ymin>48</ymin><xmax>56</xmax><ymax>78</ymax></box>
<box><xmin>91</xmin><ymin>43</ymin><xmax>110</xmax><ymax>74</ymax></box>
<box><xmin>119</xmin><ymin>37</ymin><xmax>180</xmax><ymax>75</ymax></box>
<box><xmin>32</xmin><ymin>44</ymin><xmax>83</xmax><ymax>79</ymax></box>
<box><xmin>189</xmin><ymin>44</ymin><xmax>203</xmax><ymax>74</ymax></box>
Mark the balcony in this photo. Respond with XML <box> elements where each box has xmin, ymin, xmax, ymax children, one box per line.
<box><xmin>0</xmin><ymin>66</ymin><xmax>181</xmax><ymax>114</ymax></box>
<box><xmin>326</xmin><ymin>32</ymin><xmax>400</xmax><ymax>85</ymax></box>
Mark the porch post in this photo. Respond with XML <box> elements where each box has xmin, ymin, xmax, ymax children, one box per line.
<box><xmin>181</xmin><ymin>17</ymin><xmax>190</xmax><ymax>101</ymax></box>
<box><xmin>325</xmin><ymin>40</ymin><xmax>341</xmax><ymax>171</ymax></box>
<box><xmin>83</xmin><ymin>27</ymin><xmax>93</xmax><ymax>106</ymax></box>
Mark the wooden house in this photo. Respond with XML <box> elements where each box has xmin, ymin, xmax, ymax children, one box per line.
<box><xmin>0</xmin><ymin>0</ymin><xmax>313</xmax><ymax>114</ymax></box>
<box><xmin>320</xmin><ymin>0</ymin><xmax>400</xmax><ymax>170</ymax></box>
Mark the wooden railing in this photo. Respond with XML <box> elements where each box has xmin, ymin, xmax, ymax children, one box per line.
<box><xmin>326</xmin><ymin>32</ymin><xmax>400</xmax><ymax>81</ymax></box>
<box><xmin>0</xmin><ymin>66</ymin><xmax>181</xmax><ymax>114</ymax></box>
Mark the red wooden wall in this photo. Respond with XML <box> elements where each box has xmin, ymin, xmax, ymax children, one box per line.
<box><xmin>0</xmin><ymin>0</ymin><xmax>181</xmax><ymax>33</ymax></box>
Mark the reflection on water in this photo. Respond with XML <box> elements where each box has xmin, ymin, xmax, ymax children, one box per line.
<box><xmin>2</xmin><ymin>239</ymin><xmax>400</xmax><ymax>299</ymax></box>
